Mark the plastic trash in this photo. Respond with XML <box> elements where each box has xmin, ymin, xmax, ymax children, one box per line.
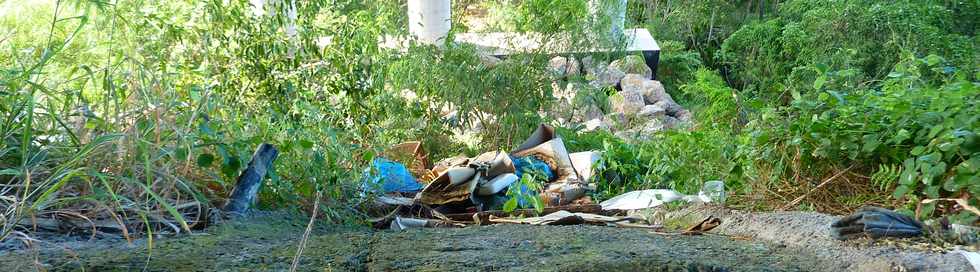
<box><xmin>384</xmin><ymin>141</ymin><xmax>432</xmax><ymax>178</ymax></box>
<box><xmin>701</xmin><ymin>180</ymin><xmax>726</xmax><ymax>203</ymax></box>
<box><xmin>513</xmin><ymin>124</ymin><xmax>557</xmax><ymax>152</ymax></box>
<box><xmin>511</xmin><ymin>156</ymin><xmax>555</xmax><ymax>181</ymax></box>
<box><xmin>418</xmin><ymin>167</ymin><xmax>478</xmax><ymax>205</ymax></box>
<box><xmin>488</xmin><ymin>210</ymin><xmax>655</xmax><ymax>228</ymax></box>
<box><xmin>600</xmin><ymin>189</ymin><xmax>702</xmax><ymax>210</ymax></box>
<box><xmin>513</xmin><ymin>137</ymin><xmax>579</xmax><ymax>180</ymax></box>
<box><xmin>541</xmin><ymin>182</ymin><xmax>590</xmax><ymax>206</ymax></box>
<box><xmin>471</xmin><ymin>151</ymin><xmax>516</xmax><ymax>178</ymax></box>
<box><xmin>830</xmin><ymin>206</ymin><xmax>924</xmax><ymax>240</ymax></box>
<box><xmin>477</xmin><ymin>173</ymin><xmax>519</xmax><ymax>196</ymax></box>
<box><xmin>390</xmin><ymin>216</ymin><xmax>429</xmax><ymax>230</ymax></box>
<box><xmin>569</xmin><ymin>151</ymin><xmax>601</xmax><ymax>182</ymax></box>
<box><xmin>389</xmin><ymin>216</ymin><xmax>460</xmax><ymax>231</ymax></box>
<box><xmin>363</xmin><ymin>158</ymin><xmax>423</xmax><ymax>193</ymax></box>
<box><xmin>599</xmin><ymin>181</ymin><xmax>726</xmax><ymax>210</ymax></box>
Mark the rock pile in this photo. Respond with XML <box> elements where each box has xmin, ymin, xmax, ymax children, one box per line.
<box><xmin>547</xmin><ymin>55</ymin><xmax>693</xmax><ymax>140</ymax></box>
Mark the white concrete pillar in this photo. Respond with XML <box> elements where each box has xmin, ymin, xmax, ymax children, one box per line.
<box><xmin>407</xmin><ymin>0</ymin><xmax>452</xmax><ymax>44</ymax></box>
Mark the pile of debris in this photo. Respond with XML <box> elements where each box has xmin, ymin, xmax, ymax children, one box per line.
<box><xmin>548</xmin><ymin>55</ymin><xmax>693</xmax><ymax>141</ymax></box>
<box><xmin>364</xmin><ymin>124</ymin><xmax>726</xmax><ymax>231</ymax></box>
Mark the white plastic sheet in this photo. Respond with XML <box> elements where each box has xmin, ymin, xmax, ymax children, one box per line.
<box><xmin>600</xmin><ymin>180</ymin><xmax>726</xmax><ymax>211</ymax></box>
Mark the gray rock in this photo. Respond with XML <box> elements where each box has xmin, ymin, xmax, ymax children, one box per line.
<box><xmin>619</xmin><ymin>74</ymin><xmax>647</xmax><ymax>93</ymax></box>
<box><xmin>609</xmin><ymin>55</ymin><xmax>652</xmax><ymax>79</ymax></box>
<box><xmin>583</xmin><ymin>103</ymin><xmax>604</xmax><ymax>121</ymax></box>
<box><xmin>602</xmin><ymin>112</ymin><xmax>627</xmax><ymax>129</ymax></box>
<box><xmin>637</xmin><ymin>104</ymin><xmax>667</xmax><ymax>120</ymax></box>
<box><xmin>609</xmin><ymin>90</ymin><xmax>644</xmax><ymax>116</ymax></box>
<box><xmin>675</xmin><ymin>109</ymin><xmax>694</xmax><ymax>122</ymax></box>
<box><xmin>581</xmin><ymin>56</ymin><xmax>605</xmax><ymax>77</ymax></box>
<box><xmin>653</xmin><ymin>100</ymin><xmax>683</xmax><ymax>116</ymax></box>
<box><xmin>572</xmin><ymin>102</ymin><xmax>604</xmax><ymax>123</ymax></box>
<box><xmin>582</xmin><ymin>118</ymin><xmax>605</xmax><ymax>132</ymax></box>
<box><xmin>593</xmin><ymin>65</ymin><xmax>626</xmax><ymax>88</ymax></box>
<box><xmin>663</xmin><ymin>116</ymin><xmax>681</xmax><ymax>129</ymax></box>
<box><xmin>642</xmin><ymin>80</ymin><xmax>670</xmax><ymax>104</ymax></box>
<box><xmin>640</xmin><ymin>117</ymin><xmax>667</xmax><ymax>134</ymax></box>
<box><xmin>553</xmin><ymin>82</ymin><xmax>574</xmax><ymax>101</ymax></box>
<box><xmin>548</xmin><ymin>56</ymin><xmax>581</xmax><ymax>79</ymax></box>
<box><xmin>614</xmin><ymin>128</ymin><xmax>640</xmax><ymax>141</ymax></box>
<box><xmin>479</xmin><ymin>53</ymin><xmax>501</xmax><ymax>68</ymax></box>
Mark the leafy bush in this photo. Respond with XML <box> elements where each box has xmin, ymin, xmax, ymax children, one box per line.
<box><xmin>745</xmin><ymin>54</ymin><xmax>978</xmax><ymax>222</ymax></box>
<box><xmin>718</xmin><ymin>0</ymin><xmax>977</xmax><ymax>101</ymax></box>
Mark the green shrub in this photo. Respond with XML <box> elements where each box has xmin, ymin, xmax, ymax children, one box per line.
<box><xmin>746</xmin><ymin>54</ymin><xmax>978</xmax><ymax>222</ymax></box>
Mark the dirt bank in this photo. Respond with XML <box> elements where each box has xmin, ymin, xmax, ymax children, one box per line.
<box><xmin>0</xmin><ymin>208</ymin><xmax>972</xmax><ymax>271</ymax></box>
<box><xmin>663</xmin><ymin>204</ymin><xmax>974</xmax><ymax>271</ymax></box>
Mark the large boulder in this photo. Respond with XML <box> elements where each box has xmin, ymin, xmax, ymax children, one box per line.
<box><xmin>637</xmin><ymin>103</ymin><xmax>667</xmax><ymax>121</ymax></box>
<box><xmin>652</xmin><ymin>100</ymin><xmax>683</xmax><ymax>116</ymax></box>
<box><xmin>640</xmin><ymin>117</ymin><xmax>668</xmax><ymax>134</ymax></box>
<box><xmin>572</xmin><ymin>102</ymin><xmax>604</xmax><ymax>123</ymax></box>
<box><xmin>591</xmin><ymin>65</ymin><xmax>626</xmax><ymax>88</ymax></box>
<box><xmin>602</xmin><ymin>112</ymin><xmax>627</xmax><ymax>129</ymax></box>
<box><xmin>609</xmin><ymin>90</ymin><xmax>645</xmax><ymax>116</ymax></box>
<box><xmin>581</xmin><ymin>56</ymin><xmax>605</xmax><ymax>77</ymax></box>
<box><xmin>641</xmin><ymin>80</ymin><xmax>670</xmax><ymax>104</ymax></box>
<box><xmin>548</xmin><ymin>56</ymin><xmax>581</xmax><ymax>79</ymax></box>
<box><xmin>609</xmin><ymin>55</ymin><xmax>652</xmax><ymax>79</ymax></box>
<box><xmin>619</xmin><ymin>74</ymin><xmax>647</xmax><ymax>93</ymax></box>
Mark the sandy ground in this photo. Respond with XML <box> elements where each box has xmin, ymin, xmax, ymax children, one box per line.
<box><xmin>0</xmin><ymin>207</ymin><xmax>973</xmax><ymax>271</ymax></box>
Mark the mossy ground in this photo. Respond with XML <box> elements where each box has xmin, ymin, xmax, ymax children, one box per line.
<box><xmin>0</xmin><ymin>211</ymin><xmax>827</xmax><ymax>271</ymax></box>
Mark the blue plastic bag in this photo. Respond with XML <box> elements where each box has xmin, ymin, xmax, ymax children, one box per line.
<box><xmin>363</xmin><ymin>157</ymin><xmax>422</xmax><ymax>193</ymax></box>
<box><xmin>507</xmin><ymin>156</ymin><xmax>554</xmax><ymax>208</ymax></box>
<box><xmin>510</xmin><ymin>155</ymin><xmax>555</xmax><ymax>181</ymax></box>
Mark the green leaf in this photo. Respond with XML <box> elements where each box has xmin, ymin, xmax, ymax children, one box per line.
<box><xmin>0</xmin><ymin>169</ymin><xmax>20</xmax><ymax>176</ymax></box>
<box><xmin>925</xmin><ymin>185</ymin><xmax>941</xmax><ymax>199</ymax></box>
<box><xmin>944</xmin><ymin>175</ymin><xmax>965</xmax><ymax>192</ymax></box>
<box><xmin>928</xmin><ymin>125</ymin><xmax>944</xmax><ymax>139</ymax></box>
<box><xmin>919</xmin><ymin>201</ymin><xmax>936</xmax><ymax>218</ymax></box>
<box><xmin>862</xmin><ymin>135</ymin><xmax>880</xmax><ymax>153</ymax></box>
<box><xmin>893</xmin><ymin>185</ymin><xmax>911</xmax><ymax>198</ymax></box>
<box><xmin>196</xmin><ymin>153</ymin><xmax>215</xmax><ymax>167</ymax></box>
<box><xmin>911</xmin><ymin>146</ymin><xmax>926</xmax><ymax>156</ymax></box>
<box><xmin>791</xmin><ymin>90</ymin><xmax>801</xmax><ymax>101</ymax></box>
<box><xmin>924</xmin><ymin>55</ymin><xmax>943</xmax><ymax>66</ymax></box>
<box><xmin>937</xmin><ymin>142</ymin><xmax>957</xmax><ymax>152</ymax></box>
<box><xmin>892</xmin><ymin>129</ymin><xmax>910</xmax><ymax>144</ymax></box>
<box><xmin>815</xmin><ymin>63</ymin><xmax>829</xmax><ymax>73</ymax></box>
<box><xmin>503</xmin><ymin>197</ymin><xmax>518</xmax><ymax>212</ymax></box>
<box><xmin>531</xmin><ymin>196</ymin><xmax>544</xmax><ymax>213</ymax></box>
<box><xmin>299</xmin><ymin>139</ymin><xmax>314</xmax><ymax>149</ymax></box>
<box><xmin>813</xmin><ymin>76</ymin><xmax>826</xmax><ymax>90</ymax></box>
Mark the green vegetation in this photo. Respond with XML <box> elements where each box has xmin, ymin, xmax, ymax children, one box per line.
<box><xmin>0</xmin><ymin>0</ymin><xmax>976</xmax><ymax>243</ymax></box>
